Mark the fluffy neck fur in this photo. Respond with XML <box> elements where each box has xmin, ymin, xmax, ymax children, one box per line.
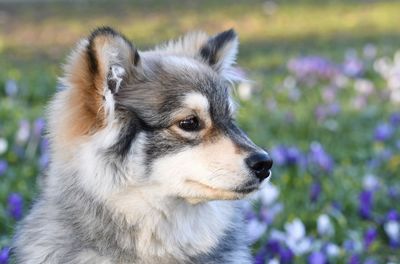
<box><xmin>44</xmin><ymin>137</ymin><xmax>240</xmax><ymax>263</ymax></box>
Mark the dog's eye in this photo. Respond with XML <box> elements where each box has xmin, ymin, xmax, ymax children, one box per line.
<box><xmin>178</xmin><ymin>116</ymin><xmax>201</xmax><ymax>132</ymax></box>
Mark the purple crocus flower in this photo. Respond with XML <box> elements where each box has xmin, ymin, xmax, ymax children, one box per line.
<box><xmin>0</xmin><ymin>247</ymin><xmax>9</xmax><ymax>264</ymax></box>
<box><xmin>279</xmin><ymin>246</ymin><xmax>294</xmax><ymax>264</ymax></box>
<box><xmin>389</xmin><ymin>237</ymin><xmax>400</xmax><ymax>248</ymax></box>
<box><xmin>270</xmin><ymin>145</ymin><xmax>302</xmax><ymax>167</ymax></box>
<box><xmin>315</xmin><ymin>103</ymin><xmax>341</xmax><ymax>121</ymax></box>
<box><xmin>308</xmin><ymin>142</ymin><xmax>334</xmax><ymax>174</ymax></box>
<box><xmin>254</xmin><ymin>239</ymin><xmax>282</xmax><ymax>264</ymax></box>
<box><xmin>388</xmin><ymin>187</ymin><xmax>399</xmax><ymax>199</ymax></box>
<box><xmin>342</xmin><ymin>55</ymin><xmax>364</xmax><ymax>77</ymax></box>
<box><xmin>40</xmin><ymin>138</ymin><xmax>50</xmax><ymax>154</ymax></box>
<box><xmin>389</xmin><ymin>112</ymin><xmax>400</xmax><ymax>126</ymax></box>
<box><xmin>373</xmin><ymin>123</ymin><xmax>393</xmax><ymax>141</ymax></box>
<box><xmin>288</xmin><ymin>56</ymin><xmax>338</xmax><ymax>80</ymax></box>
<box><xmin>308</xmin><ymin>251</ymin><xmax>327</xmax><ymax>264</ymax></box>
<box><xmin>348</xmin><ymin>254</ymin><xmax>361</xmax><ymax>264</ymax></box>
<box><xmin>386</xmin><ymin>209</ymin><xmax>400</xmax><ymax>221</ymax></box>
<box><xmin>7</xmin><ymin>192</ymin><xmax>24</xmax><ymax>220</ymax></box>
<box><xmin>309</xmin><ymin>182</ymin><xmax>322</xmax><ymax>203</ymax></box>
<box><xmin>12</xmin><ymin>145</ymin><xmax>25</xmax><ymax>159</ymax></box>
<box><xmin>271</xmin><ymin>145</ymin><xmax>287</xmax><ymax>166</ymax></box>
<box><xmin>364</xmin><ymin>259</ymin><xmax>378</xmax><ymax>264</ymax></box>
<box><xmin>285</xmin><ymin>146</ymin><xmax>301</xmax><ymax>165</ymax></box>
<box><xmin>5</xmin><ymin>79</ymin><xmax>18</xmax><ymax>97</ymax></box>
<box><xmin>33</xmin><ymin>118</ymin><xmax>46</xmax><ymax>137</ymax></box>
<box><xmin>0</xmin><ymin>160</ymin><xmax>8</xmax><ymax>176</ymax></box>
<box><xmin>358</xmin><ymin>190</ymin><xmax>373</xmax><ymax>220</ymax></box>
<box><xmin>330</xmin><ymin>201</ymin><xmax>343</xmax><ymax>214</ymax></box>
<box><xmin>343</xmin><ymin>239</ymin><xmax>355</xmax><ymax>252</ymax></box>
<box><xmin>254</xmin><ymin>248</ymin><xmax>267</xmax><ymax>264</ymax></box>
<box><xmin>315</xmin><ymin>106</ymin><xmax>328</xmax><ymax>122</ymax></box>
<box><xmin>39</xmin><ymin>153</ymin><xmax>50</xmax><ymax>169</ymax></box>
<box><xmin>363</xmin><ymin>227</ymin><xmax>377</xmax><ymax>249</ymax></box>
<box><xmin>326</xmin><ymin>103</ymin><xmax>341</xmax><ymax>117</ymax></box>
<box><xmin>266</xmin><ymin>239</ymin><xmax>281</xmax><ymax>256</ymax></box>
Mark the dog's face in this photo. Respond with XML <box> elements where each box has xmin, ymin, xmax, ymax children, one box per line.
<box><xmin>51</xmin><ymin>27</ymin><xmax>272</xmax><ymax>203</ymax></box>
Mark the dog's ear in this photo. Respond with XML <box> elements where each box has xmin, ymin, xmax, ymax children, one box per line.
<box><xmin>199</xmin><ymin>29</ymin><xmax>239</xmax><ymax>81</ymax></box>
<box><xmin>86</xmin><ymin>27</ymin><xmax>141</xmax><ymax>95</ymax></box>
<box><xmin>59</xmin><ymin>27</ymin><xmax>141</xmax><ymax>139</ymax></box>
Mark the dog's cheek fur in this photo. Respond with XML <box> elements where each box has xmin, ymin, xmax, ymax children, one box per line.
<box><xmin>147</xmin><ymin>136</ymin><xmax>249</xmax><ymax>197</ymax></box>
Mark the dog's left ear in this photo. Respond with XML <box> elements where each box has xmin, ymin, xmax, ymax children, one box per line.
<box><xmin>199</xmin><ymin>29</ymin><xmax>239</xmax><ymax>81</ymax></box>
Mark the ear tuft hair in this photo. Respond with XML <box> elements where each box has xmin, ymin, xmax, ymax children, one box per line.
<box><xmin>200</xmin><ymin>29</ymin><xmax>237</xmax><ymax>65</ymax></box>
<box><xmin>199</xmin><ymin>29</ymin><xmax>239</xmax><ymax>82</ymax></box>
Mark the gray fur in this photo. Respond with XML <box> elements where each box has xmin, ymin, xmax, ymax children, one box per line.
<box><xmin>11</xmin><ymin>27</ymin><xmax>268</xmax><ymax>264</ymax></box>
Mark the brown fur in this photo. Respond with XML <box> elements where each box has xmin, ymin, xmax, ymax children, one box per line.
<box><xmin>53</xmin><ymin>33</ymin><xmax>137</xmax><ymax>145</ymax></box>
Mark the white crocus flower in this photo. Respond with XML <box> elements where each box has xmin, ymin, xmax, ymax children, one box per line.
<box><xmin>326</xmin><ymin>243</ymin><xmax>341</xmax><ymax>257</ymax></box>
<box><xmin>237</xmin><ymin>82</ymin><xmax>253</xmax><ymax>100</ymax></box>
<box><xmin>285</xmin><ymin>218</ymin><xmax>305</xmax><ymax>241</ymax></box>
<box><xmin>269</xmin><ymin>229</ymin><xmax>286</xmax><ymax>242</ymax></box>
<box><xmin>247</xmin><ymin>218</ymin><xmax>267</xmax><ymax>243</ymax></box>
<box><xmin>384</xmin><ymin>221</ymin><xmax>400</xmax><ymax>242</ymax></box>
<box><xmin>268</xmin><ymin>258</ymin><xmax>280</xmax><ymax>264</ymax></box>
<box><xmin>259</xmin><ymin>182</ymin><xmax>280</xmax><ymax>206</ymax></box>
<box><xmin>317</xmin><ymin>214</ymin><xmax>335</xmax><ymax>237</ymax></box>
<box><xmin>284</xmin><ymin>218</ymin><xmax>312</xmax><ymax>255</ymax></box>
<box><xmin>16</xmin><ymin>120</ymin><xmax>30</xmax><ymax>144</ymax></box>
<box><xmin>363</xmin><ymin>174</ymin><xmax>380</xmax><ymax>191</ymax></box>
<box><xmin>354</xmin><ymin>79</ymin><xmax>374</xmax><ymax>96</ymax></box>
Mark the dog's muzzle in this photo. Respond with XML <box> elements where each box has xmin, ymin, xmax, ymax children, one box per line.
<box><xmin>245</xmin><ymin>152</ymin><xmax>273</xmax><ymax>182</ymax></box>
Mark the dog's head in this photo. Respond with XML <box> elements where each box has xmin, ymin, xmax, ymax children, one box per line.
<box><xmin>50</xmin><ymin>27</ymin><xmax>272</xmax><ymax>203</ymax></box>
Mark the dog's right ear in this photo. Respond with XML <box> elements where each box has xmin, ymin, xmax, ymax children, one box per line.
<box><xmin>59</xmin><ymin>27</ymin><xmax>141</xmax><ymax>139</ymax></box>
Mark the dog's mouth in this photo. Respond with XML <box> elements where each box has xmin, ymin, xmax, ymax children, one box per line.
<box><xmin>233</xmin><ymin>180</ymin><xmax>260</xmax><ymax>194</ymax></box>
<box><xmin>184</xmin><ymin>179</ymin><xmax>259</xmax><ymax>204</ymax></box>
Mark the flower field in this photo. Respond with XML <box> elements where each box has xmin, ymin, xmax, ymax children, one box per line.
<box><xmin>1</xmin><ymin>1</ymin><xmax>400</xmax><ymax>263</ymax></box>
<box><xmin>241</xmin><ymin>49</ymin><xmax>400</xmax><ymax>263</ymax></box>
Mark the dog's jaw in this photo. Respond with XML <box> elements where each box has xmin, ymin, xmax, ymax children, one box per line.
<box><xmin>184</xmin><ymin>179</ymin><xmax>256</xmax><ymax>204</ymax></box>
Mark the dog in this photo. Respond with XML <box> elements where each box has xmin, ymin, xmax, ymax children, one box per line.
<box><xmin>12</xmin><ymin>27</ymin><xmax>273</xmax><ymax>264</ymax></box>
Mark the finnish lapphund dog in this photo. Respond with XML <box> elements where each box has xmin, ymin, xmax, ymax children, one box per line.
<box><xmin>12</xmin><ymin>27</ymin><xmax>272</xmax><ymax>264</ymax></box>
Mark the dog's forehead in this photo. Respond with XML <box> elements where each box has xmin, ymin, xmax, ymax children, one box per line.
<box><xmin>145</xmin><ymin>55</ymin><xmax>232</xmax><ymax>114</ymax></box>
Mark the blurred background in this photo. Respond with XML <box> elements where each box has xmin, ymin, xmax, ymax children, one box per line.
<box><xmin>1</xmin><ymin>0</ymin><xmax>400</xmax><ymax>263</ymax></box>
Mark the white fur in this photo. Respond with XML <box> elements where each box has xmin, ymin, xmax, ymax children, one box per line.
<box><xmin>183</xmin><ymin>92</ymin><xmax>210</xmax><ymax>112</ymax></box>
<box><xmin>153</xmin><ymin>31</ymin><xmax>242</xmax><ymax>83</ymax></box>
<box><xmin>108</xmin><ymin>188</ymin><xmax>236</xmax><ymax>260</ymax></box>
<box><xmin>154</xmin><ymin>31</ymin><xmax>209</xmax><ymax>57</ymax></box>
<box><xmin>110</xmin><ymin>65</ymin><xmax>125</xmax><ymax>93</ymax></box>
<box><xmin>74</xmin><ymin>123</ymin><xmax>122</xmax><ymax>200</ymax></box>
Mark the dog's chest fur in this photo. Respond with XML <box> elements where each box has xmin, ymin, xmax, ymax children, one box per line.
<box><xmin>13</xmin><ymin>182</ymin><xmax>251</xmax><ymax>264</ymax></box>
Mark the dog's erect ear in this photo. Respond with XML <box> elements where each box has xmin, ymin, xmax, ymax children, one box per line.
<box><xmin>157</xmin><ymin>29</ymin><xmax>239</xmax><ymax>81</ymax></box>
<box><xmin>59</xmin><ymin>27</ymin><xmax>141</xmax><ymax>139</ymax></box>
<box><xmin>86</xmin><ymin>27</ymin><xmax>141</xmax><ymax>95</ymax></box>
<box><xmin>199</xmin><ymin>29</ymin><xmax>239</xmax><ymax>81</ymax></box>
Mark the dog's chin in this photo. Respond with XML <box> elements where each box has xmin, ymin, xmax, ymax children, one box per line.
<box><xmin>183</xmin><ymin>179</ymin><xmax>259</xmax><ymax>204</ymax></box>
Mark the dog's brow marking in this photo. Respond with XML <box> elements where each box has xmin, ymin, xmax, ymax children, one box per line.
<box><xmin>183</xmin><ymin>92</ymin><xmax>209</xmax><ymax>112</ymax></box>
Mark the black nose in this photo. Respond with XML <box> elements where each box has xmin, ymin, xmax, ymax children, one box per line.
<box><xmin>245</xmin><ymin>152</ymin><xmax>273</xmax><ymax>182</ymax></box>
